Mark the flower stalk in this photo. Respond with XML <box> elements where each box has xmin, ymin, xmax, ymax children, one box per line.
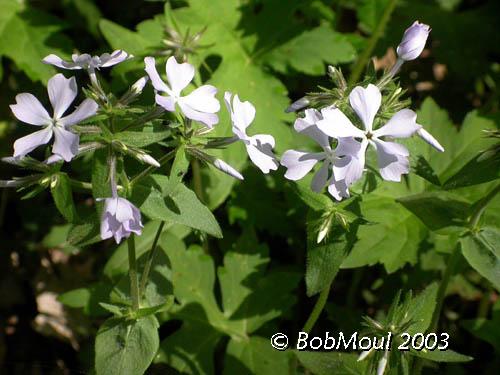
<box><xmin>128</xmin><ymin>236</ymin><xmax>140</xmax><ymax>311</ymax></box>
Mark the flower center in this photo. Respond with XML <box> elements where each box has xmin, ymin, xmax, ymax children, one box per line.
<box><xmin>365</xmin><ymin>131</ymin><xmax>373</xmax><ymax>140</ymax></box>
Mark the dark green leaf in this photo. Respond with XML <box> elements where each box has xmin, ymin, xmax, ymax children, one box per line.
<box><xmin>397</xmin><ymin>191</ymin><xmax>471</xmax><ymax>231</ymax></box>
<box><xmin>294</xmin><ymin>351</ymin><xmax>366</xmax><ymax>375</ymax></box>
<box><xmin>410</xmin><ymin>348</ymin><xmax>473</xmax><ymax>363</ymax></box>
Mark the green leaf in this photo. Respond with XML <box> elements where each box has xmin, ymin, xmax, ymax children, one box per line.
<box><xmin>104</xmin><ymin>220</ymin><xmax>186</xmax><ymax>279</ymax></box>
<box><xmin>91</xmin><ymin>148</ymin><xmax>111</xmax><ymax>208</ymax></box>
<box><xmin>406</xmin><ymin>282</ymin><xmax>439</xmax><ymax>335</ymax></box>
<box><xmin>294</xmin><ymin>351</ymin><xmax>366</xmax><ymax>375</ymax></box>
<box><xmin>357</xmin><ymin>0</ymin><xmax>390</xmax><ymax>34</ymax></box>
<box><xmin>99</xmin><ymin>19</ymin><xmax>157</xmax><ymax>56</ymax></box>
<box><xmin>291</xmin><ymin>182</ymin><xmax>334</xmax><ymax>211</ymax></box>
<box><xmin>460</xmin><ymin>227</ymin><xmax>500</xmax><ymax>290</ymax></box>
<box><xmin>0</xmin><ymin>0</ymin><xmax>73</xmax><ymax>83</ymax></box>
<box><xmin>50</xmin><ymin>173</ymin><xmax>78</xmax><ymax>222</ymax></box>
<box><xmin>95</xmin><ymin>316</ymin><xmax>159</xmax><ymax>375</ymax></box>
<box><xmin>132</xmin><ymin>174</ymin><xmax>222</xmax><ymax>238</ymax></box>
<box><xmin>342</xmin><ymin>190</ymin><xmax>427</xmax><ymax>272</ymax></box>
<box><xmin>114</xmin><ymin>128</ymin><xmax>171</xmax><ymax>148</ymax></box>
<box><xmin>263</xmin><ymin>24</ymin><xmax>356</xmax><ymax>75</ymax></box>
<box><xmin>462</xmin><ymin>302</ymin><xmax>500</xmax><ymax>353</ymax></box>
<box><xmin>224</xmin><ymin>336</ymin><xmax>291</xmax><ymax>375</ymax></box>
<box><xmin>410</xmin><ymin>348</ymin><xmax>473</xmax><ymax>363</ymax></box>
<box><xmin>305</xmin><ymin>217</ymin><xmax>353</xmax><ymax>296</ymax></box>
<box><xmin>58</xmin><ymin>282</ymin><xmax>113</xmax><ymax>317</ymax></box>
<box><xmin>443</xmin><ymin>150</ymin><xmax>500</xmax><ymax>189</ymax></box>
<box><xmin>397</xmin><ymin>191</ymin><xmax>471</xmax><ymax>231</ymax></box>
<box><xmin>170</xmin><ymin>146</ymin><xmax>189</xmax><ymax>186</ymax></box>
<box><xmin>67</xmin><ymin>215</ymin><xmax>101</xmax><ymax>247</ymax></box>
<box><xmin>42</xmin><ymin>224</ymin><xmax>78</xmax><ymax>253</ymax></box>
<box><xmin>157</xmin><ymin>230</ymin><xmax>300</xmax><ymax>374</ymax></box>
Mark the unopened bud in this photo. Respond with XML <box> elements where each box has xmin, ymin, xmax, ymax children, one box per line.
<box><xmin>213</xmin><ymin>159</ymin><xmax>244</xmax><ymax>180</ymax></box>
<box><xmin>138</xmin><ymin>153</ymin><xmax>160</xmax><ymax>167</ymax></box>
<box><xmin>396</xmin><ymin>21</ymin><xmax>430</xmax><ymax>61</ymax></box>
<box><xmin>131</xmin><ymin>76</ymin><xmax>148</xmax><ymax>94</ymax></box>
<box><xmin>285</xmin><ymin>97</ymin><xmax>310</xmax><ymax>113</ymax></box>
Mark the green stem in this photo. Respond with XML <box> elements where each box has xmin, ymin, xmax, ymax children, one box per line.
<box><xmin>69</xmin><ymin>178</ymin><xmax>93</xmax><ymax>191</ymax></box>
<box><xmin>348</xmin><ymin>0</ymin><xmax>398</xmax><ymax>85</ymax></box>
<box><xmin>302</xmin><ymin>282</ymin><xmax>332</xmax><ymax>333</ymax></box>
<box><xmin>139</xmin><ymin>221</ymin><xmax>165</xmax><ymax>299</ymax></box>
<box><xmin>191</xmin><ymin>158</ymin><xmax>210</xmax><ymax>253</ymax></box>
<box><xmin>129</xmin><ymin>149</ymin><xmax>176</xmax><ymax>186</ymax></box>
<box><xmin>469</xmin><ymin>183</ymin><xmax>500</xmax><ymax>229</ymax></box>
<box><xmin>128</xmin><ymin>236</ymin><xmax>140</xmax><ymax>311</ymax></box>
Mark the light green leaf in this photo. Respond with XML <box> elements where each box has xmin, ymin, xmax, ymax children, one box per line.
<box><xmin>357</xmin><ymin>0</ymin><xmax>390</xmax><ymax>34</ymax></box>
<box><xmin>264</xmin><ymin>24</ymin><xmax>356</xmax><ymax>75</ymax></box>
<box><xmin>95</xmin><ymin>316</ymin><xmax>159</xmax><ymax>375</ymax></box>
<box><xmin>0</xmin><ymin>0</ymin><xmax>72</xmax><ymax>83</ymax></box>
<box><xmin>58</xmin><ymin>282</ymin><xmax>113</xmax><ymax>317</ymax></box>
<box><xmin>460</xmin><ymin>227</ymin><xmax>500</xmax><ymax>290</ymax></box>
<box><xmin>342</xmin><ymin>192</ymin><xmax>427</xmax><ymax>272</ymax></box>
<box><xmin>99</xmin><ymin>19</ymin><xmax>157</xmax><ymax>56</ymax></box>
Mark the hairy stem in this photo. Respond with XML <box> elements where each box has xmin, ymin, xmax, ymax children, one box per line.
<box><xmin>191</xmin><ymin>158</ymin><xmax>210</xmax><ymax>254</ymax></box>
<box><xmin>302</xmin><ymin>282</ymin><xmax>332</xmax><ymax>334</ymax></box>
<box><xmin>69</xmin><ymin>179</ymin><xmax>93</xmax><ymax>191</ymax></box>
<box><xmin>139</xmin><ymin>221</ymin><xmax>165</xmax><ymax>299</ymax></box>
<box><xmin>128</xmin><ymin>236</ymin><xmax>140</xmax><ymax>311</ymax></box>
<box><xmin>348</xmin><ymin>0</ymin><xmax>398</xmax><ymax>85</ymax></box>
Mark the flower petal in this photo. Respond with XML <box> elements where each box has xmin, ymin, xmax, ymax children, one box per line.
<box><xmin>166</xmin><ymin>56</ymin><xmax>194</xmax><ymax>95</ymax></box>
<box><xmin>59</xmin><ymin>98</ymin><xmax>98</xmax><ymax>127</ymax></box>
<box><xmin>52</xmin><ymin>127</ymin><xmax>79</xmax><ymax>162</ymax></box>
<box><xmin>349</xmin><ymin>84</ymin><xmax>381</xmax><ymax>132</ymax></box>
<box><xmin>311</xmin><ymin>160</ymin><xmax>331</xmax><ymax>192</ymax></box>
<box><xmin>100</xmin><ymin>50</ymin><xmax>129</xmax><ymax>67</ymax></box>
<box><xmin>246</xmin><ymin>134</ymin><xmax>278</xmax><ymax>173</ymax></box>
<box><xmin>144</xmin><ymin>57</ymin><xmax>169</xmax><ymax>92</ymax></box>
<box><xmin>48</xmin><ymin>74</ymin><xmax>77</xmax><ymax>119</ymax></box>
<box><xmin>182</xmin><ymin>85</ymin><xmax>220</xmax><ymax>113</ymax></box>
<box><xmin>43</xmin><ymin>54</ymin><xmax>81</xmax><ymax>69</ymax></box>
<box><xmin>230</xmin><ymin>94</ymin><xmax>255</xmax><ymax>132</ymax></box>
<box><xmin>281</xmin><ymin>150</ymin><xmax>325</xmax><ymax>180</ymax></box>
<box><xmin>327</xmin><ymin>178</ymin><xmax>349</xmax><ymax>201</ymax></box>
<box><xmin>10</xmin><ymin>93</ymin><xmax>51</xmax><ymax>126</ymax></box>
<box><xmin>417</xmin><ymin>127</ymin><xmax>444</xmax><ymax>152</ymax></box>
<box><xmin>115</xmin><ymin>197</ymin><xmax>135</xmax><ymax>222</ymax></box>
<box><xmin>373</xmin><ymin>139</ymin><xmax>410</xmax><ymax>182</ymax></box>
<box><xmin>155</xmin><ymin>94</ymin><xmax>176</xmax><ymax>112</ymax></box>
<box><xmin>178</xmin><ymin>100</ymin><xmax>219</xmax><ymax>127</ymax></box>
<box><xmin>373</xmin><ymin>109</ymin><xmax>421</xmax><ymax>138</ymax></box>
<box><xmin>294</xmin><ymin>109</ymin><xmax>330</xmax><ymax>149</ymax></box>
<box><xmin>317</xmin><ymin>107</ymin><xmax>364</xmax><ymax>138</ymax></box>
<box><xmin>13</xmin><ymin>126</ymin><xmax>53</xmax><ymax>158</ymax></box>
<box><xmin>335</xmin><ymin>137</ymin><xmax>362</xmax><ymax>157</ymax></box>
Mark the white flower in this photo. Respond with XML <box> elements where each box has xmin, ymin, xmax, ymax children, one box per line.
<box><xmin>43</xmin><ymin>50</ymin><xmax>130</xmax><ymax>72</ymax></box>
<box><xmin>281</xmin><ymin>109</ymin><xmax>362</xmax><ymax>200</ymax></box>
<box><xmin>10</xmin><ymin>74</ymin><xmax>98</xmax><ymax>162</ymax></box>
<box><xmin>317</xmin><ymin>84</ymin><xmax>423</xmax><ymax>182</ymax></box>
<box><xmin>100</xmin><ymin>196</ymin><xmax>143</xmax><ymax>244</ymax></box>
<box><xmin>144</xmin><ymin>56</ymin><xmax>220</xmax><ymax>127</ymax></box>
<box><xmin>224</xmin><ymin>92</ymin><xmax>279</xmax><ymax>174</ymax></box>
<box><xmin>396</xmin><ymin>21</ymin><xmax>431</xmax><ymax>61</ymax></box>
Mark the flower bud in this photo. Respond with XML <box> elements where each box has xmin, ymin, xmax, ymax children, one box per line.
<box><xmin>285</xmin><ymin>97</ymin><xmax>310</xmax><ymax>113</ymax></box>
<box><xmin>213</xmin><ymin>159</ymin><xmax>244</xmax><ymax>180</ymax></box>
<box><xmin>396</xmin><ymin>21</ymin><xmax>430</xmax><ymax>61</ymax></box>
<box><xmin>138</xmin><ymin>153</ymin><xmax>160</xmax><ymax>168</ymax></box>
